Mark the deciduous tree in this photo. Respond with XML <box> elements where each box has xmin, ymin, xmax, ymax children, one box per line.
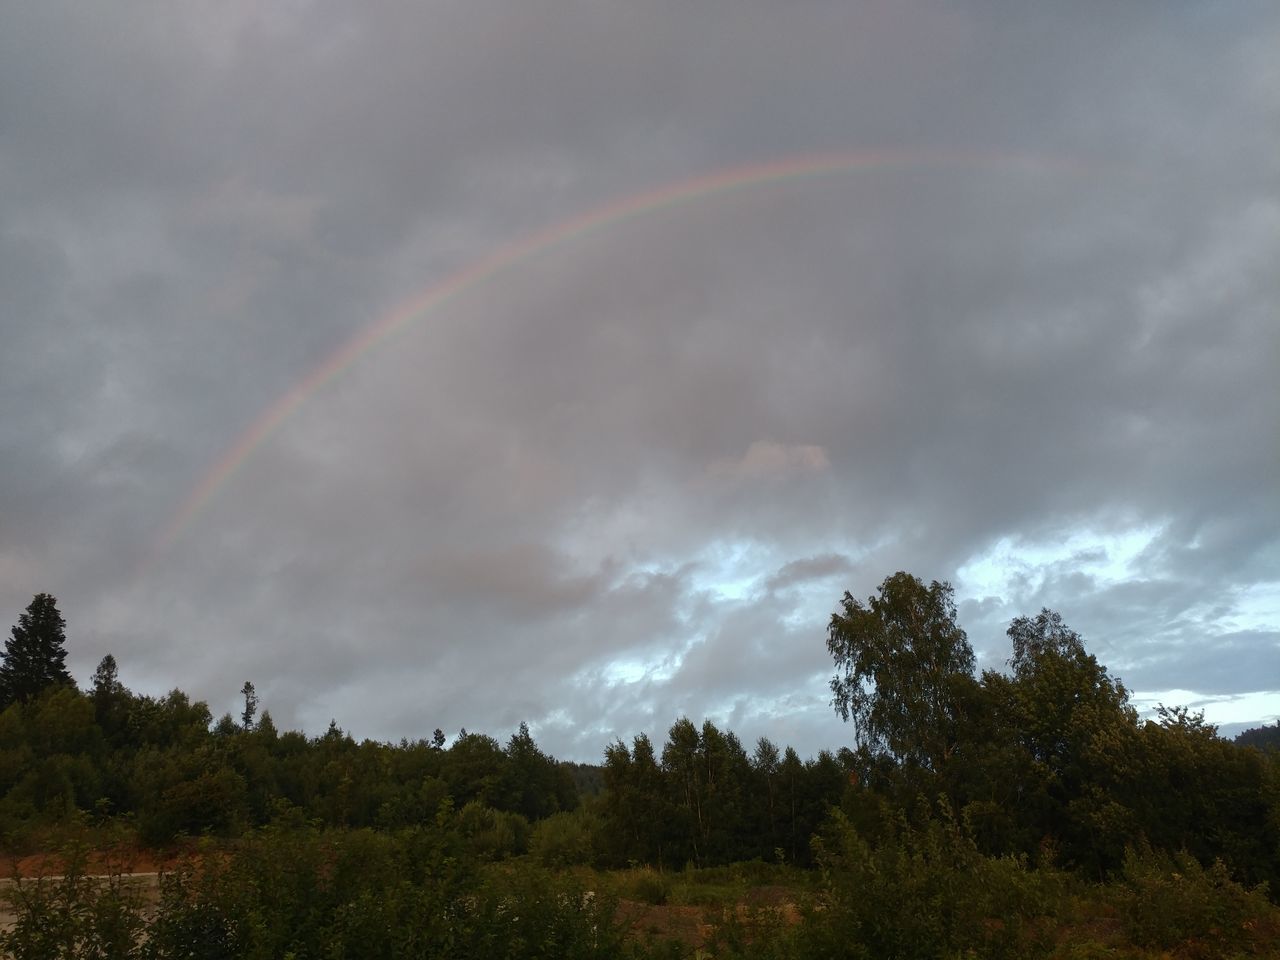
<box><xmin>827</xmin><ymin>573</ymin><xmax>974</xmax><ymax>771</ymax></box>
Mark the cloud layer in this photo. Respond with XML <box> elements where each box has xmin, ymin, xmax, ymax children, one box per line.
<box><xmin>2</xmin><ymin>2</ymin><xmax>1276</xmax><ymax>758</ymax></box>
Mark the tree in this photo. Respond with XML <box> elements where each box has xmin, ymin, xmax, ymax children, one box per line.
<box><xmin>999</xmin><ymin>609</ymin><xmax>1138</xmax><ymax>872</ymax></box>
<box><xmin>91</xmin><ymin>654</ymin><xmax>122</xmax><ymax>701</ymax></box>
<box><xmin>0</xmin><ymin>594</ymin><xmax>74</xmax><ymax>709</ymax></box>
<box><xmin>1234</xmin><ymin>721</ymin><xmax>1280</xmax><ymax>752</ymax></box>
<box><xmin>603</xmin><ymin>732</ymin><xmax>672</xmax><ymax>868</ymax></box>
<box><xmin>779</xmin><ymin>746</ymin><xmax>805</xmax><ymax>864</ymax></box>
<box><xmin>662</xmin><ymin>717</ymin><xmax>704</xmax><ymax>864</ymax></box>
<box><xmin>240</xmin><ymin>681</ymin><xmax>258</xmax><ymax>730</ymax></box>
<box><xmin>752</xmin><ymin>737</ymin><xmax>781</xmax><ymax>857</ymax></box>
<box><xmin>1003</xmin><ymin>610</ymin><xmax>1129</xmax><ymax>768</ymax></box>
<box><xmin>827</xmin><ymin>572</ymin><xmax>975</xmax><ymax>771</ymax></box>
<box><xmin>442</xmin><ymin>732</ymin><xmax>506</xmax><ymax>808</ymax></box>
<box><xmin>496</xmin><ymin>722</ymin><xmax>575</xmax><ymax>820</ymax></box>
<box><xmin>1008</xmin><ymin>608</ymin><xmax>1087</xmax><ymax>680</ymax></box>
<box><xmin>91</xmin><ymin>654</ymin><xmax>132</xmax><ymax>747</ymax></box>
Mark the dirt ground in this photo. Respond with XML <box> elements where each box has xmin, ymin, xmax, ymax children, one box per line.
<box><xmin>617</xmin><ymin>886</ymin><xmax>803</xmax><ymax>950</ymax></box>
<box><xmin>0</xmin><ymin>848</ymin><xmax>177</xmax><ymax>878</ymax></box>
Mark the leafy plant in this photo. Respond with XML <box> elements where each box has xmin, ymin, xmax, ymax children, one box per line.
<box><xmin>0</xmin><ymin>840</ymin><xmax>146</xmax><ymax>960</ymax></box>
<box><xmin>1115</xmin><ymin>844</ymin><xmax>1274</xmax><ymax>956</ymax></box>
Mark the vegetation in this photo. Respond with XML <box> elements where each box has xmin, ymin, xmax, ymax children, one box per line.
<box><xmin>0</xmin><ymin>594</ymin><xmax>73</xmax><ymax>711</ymax></box>
<box><xmin>1</xmin><ymin>584</ymin><xmax>1277</xmax><ymax>958</ymax></box>
<box><xmin>1236</xmin><ymin>721</ymin><xmax>1280</xmax><ymax>752</ymax></box>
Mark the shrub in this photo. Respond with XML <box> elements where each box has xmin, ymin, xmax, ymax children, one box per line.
<box><xmin>0</xmin><ymin>849</ymin><xmax>147</xmax><ymax>960</ymax></box>
<box><xmin>801</xmin><ymin>805</ymin><xmax>1062</xmax><ymax>959</ymax></box>
<box><xmin>619</xmin><ymin>866</ymin><xmax>670</xmax><ymax>906</ymax></box>
<box><xmin>1115</xmin><ymin>844</ymin><xmax>1274</xmax><ymax>956</ymax></box>
<box><xmin>456</xmin><ymin>800</ymin><xmax>530</xmax><ymax>860</ymax></box>
<box><xmin>141</xmin><ymin>857</ymin><xmax>250</xmax><ymax>960</ymax></box>
<box><xmin>530</xmin><ymin>808</ymin><xmax>601</xmax><ymax>868</ymax></box>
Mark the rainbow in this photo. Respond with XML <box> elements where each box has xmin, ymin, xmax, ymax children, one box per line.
<box><xmin>149</xmin><ymin>147</ymin><xmax>1084</xmax><ymax>562</ymax></box>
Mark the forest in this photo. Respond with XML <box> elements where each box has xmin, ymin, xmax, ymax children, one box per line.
<box><xmin>0</xmin><ymin>576</ymin><xmax>1277</xmax><ymax>958</ymax></box>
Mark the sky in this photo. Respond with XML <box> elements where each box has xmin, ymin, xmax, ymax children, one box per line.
<box><xmin>1</xmin><ymin>1</ymin><xmax>1276</xmax><ymax>762</ymax></box>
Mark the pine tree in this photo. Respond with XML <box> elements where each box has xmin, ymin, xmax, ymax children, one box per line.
<box><xmin>240</xmin><ymin>680</ymin><xmax>258</xmax><ymax>730</ymax></box>
<box><xmin>0</xmin><ymin>593</ymin><xmax>74</xmax><ymax>709</ymax></box>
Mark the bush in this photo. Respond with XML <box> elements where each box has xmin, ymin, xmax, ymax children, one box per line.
<box><xmin>0</xmin><ymin>840</ymin><xmax>146</xmax><ymax>960</ymax></box>
<box><xmin>530</xmin><ymin>808</ymin><xmax>601</xmax><ymax>868</ymax></box>
<box><xmin>800</xmin><ymin>805</ymin><xmax>1062</xmax><ymax>959</ymax></box>
<box><xmin>1115</xmin><ymin>844</ymin><xmax>1274</xmax><ymax>956</ymax></box>
<box><xmin>468</xmin><ymin>866</ymin><xmax>627</xmax><ymax>960</ymax></box>
<box><xmin>142</xmin><ymin>856</ymin><xmax>251</xmax><ymax>960</ymax></box>
<box><xmin>619</xmin><ymin>866</ymin><xmax>670</xmax><ymax>906</ymax></box>
<box><xmin>456</xmin><ymin>800</ymin><xmax>530</xmax><ymax>861</ymax></box>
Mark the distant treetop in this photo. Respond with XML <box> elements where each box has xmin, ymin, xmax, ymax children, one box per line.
<box><xmin>1234</xmin><ymin>721</ymin><xmax>1280</xmax><ymax>752</ymax></box>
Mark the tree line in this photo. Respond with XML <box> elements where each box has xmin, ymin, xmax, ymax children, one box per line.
<box><xmin>1</xmin><ymin>583</ymin><xmax>1278</xmax><ymax>897</ymax></box>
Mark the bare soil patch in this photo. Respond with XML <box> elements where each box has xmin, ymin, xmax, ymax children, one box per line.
<box><xmin>0</xmin><ymin>847</ymin><xmax>178</xmax><ymax>879</ymax></box>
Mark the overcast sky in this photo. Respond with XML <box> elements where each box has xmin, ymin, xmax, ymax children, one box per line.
<box><xmin>2</xmin><ymin>1</ymin><xmax>1276</xmax><ymax>761</ymax></box>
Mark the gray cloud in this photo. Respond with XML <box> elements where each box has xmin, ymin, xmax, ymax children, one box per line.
<box><xmin>1</xmin><ymin>2</ymin><xmax>1276</xmax><ymax>759</ymax></box>
<box><xmin>766</xmin><ymin>554</ymin><xmax>858</xmax><ymax>595</ymax></box>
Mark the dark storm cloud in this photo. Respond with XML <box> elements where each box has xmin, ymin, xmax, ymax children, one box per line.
<box><xmin>1</xmin><ymin>1</ymin><xmax>1276</xmax><ymax>757</ymax></box>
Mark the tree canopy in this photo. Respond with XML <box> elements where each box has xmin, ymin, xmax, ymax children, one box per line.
<box><xmin>827</xmin><ymin>572</ymin><xmax>975</xmax><ymax>770</ymax></box>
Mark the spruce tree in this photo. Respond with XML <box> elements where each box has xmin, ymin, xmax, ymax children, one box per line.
<box><xmin>0</xmin><ymin>593</ymin><xmax>73</xmax><ymax>709</ymax></box>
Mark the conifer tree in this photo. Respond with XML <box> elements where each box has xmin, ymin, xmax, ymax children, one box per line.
<box><xmin>0</xmin><ymin>593</ymin><xmax>73</xmax><ymax>709</ymax></box>
<box><xmin>240</xmin><ymin>680</ymin><xmax>258</xmax><ymax>730</ymax></box>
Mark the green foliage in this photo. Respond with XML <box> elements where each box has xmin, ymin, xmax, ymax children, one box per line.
<box><xmin>530</xmin><ymin>807</ymin><xmax>602</xmax><ymax>868</ymax></box>
<box><xmin>238</xmin><ymin>681</ymin><xmax>257</xmax><ymax>731</ymax></box>
<box><xmin>0</xmin><ymin>688</ymin><xmax>105</xmax><ymax>831</ymax></box>
<box><xmin>601</xmin><ymin>734</ymin><xmax>672</xmax><ymax>868</ymax></box>
<box><xmin>1135</xmin><ymin>706</ymin><xmax>1280</xmax><ymax>892</ymax></box>
<box><xmin>496</xmin><ymin>722</ymin><xmax>579</xmax><ymax>820</ymax></box>
<box><xmin>618</xmin><ymin>866</ymin><xmax>671</xmax><ymax>906</ymax></box>
<box><xmin>0</xmin><ymin>594</ymin><xmax>74</xmax><ymax>711</ymax></box>
<box><xmin>804</xmin><ymin>805</ymin><xmax>1063</xmax><ymax>960</ymax></box>
<box><xmin>1</xmin><ymin>819</ymin><xmax>1277</xmax><ymax>959</ymax></box>
<box><xmin>1235</xmin><ymin>721</ymin><xmax>1280</xmax><ymax>752</ymax></box>
<box><xmin>90</xmin><ymin>656</ymin><xmax>132</xmax><ymax>753</ymax></box>
<box><xmin>3</xmin><ymin>829</ymin><xmax>630</xmax><ymax>959</ymax></box>
<box><xmin>1115</xmin><ymin>844</ymin><xmax>1274</xmax><ymax>956</ymax></box>
<box><xmin>442</xmin><ymin>732</ymin><xmax>506</xmax><ymax>808</ymax></box>
<box><xmin>0</xmin><ymin>632</ymin><xmax>588</xmax><ymax>846</ymax></box>
<box><xmin>138</xmin><ymin>765</ymin><xmax>248</xmax><ymax>844</ymax></box>
<box><xmin>827</xmin><ymin>573</ymin><xmax>975</xmax><ymax>771</ymax></box>
<box><xmin>670</xmin><ymin>859</ymin><xmax>810</xmax><ymax>909</ymax></box>
<box><xmin>142</xmin><ymin>857</ymin><xmax>248</xmax><ymax>960</ymax></box>
<box><xmin>0</xmin><ymin>840</ymin><xmax>146</xmax><ymax>960</ymax></box>
<box><xmin>456</xmin><ymin>799</ymin><xmax>531</xmax><ymax>860</ymax></box>
<box><xmin>597</xmin><ymin>718</ymin><xmax>842</xmax><ymax>871</ymax></box>
<box><xmin>987</xmin><ymin>610</ymin><xmax>1141</xmax><ymax>874</ymax></box>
